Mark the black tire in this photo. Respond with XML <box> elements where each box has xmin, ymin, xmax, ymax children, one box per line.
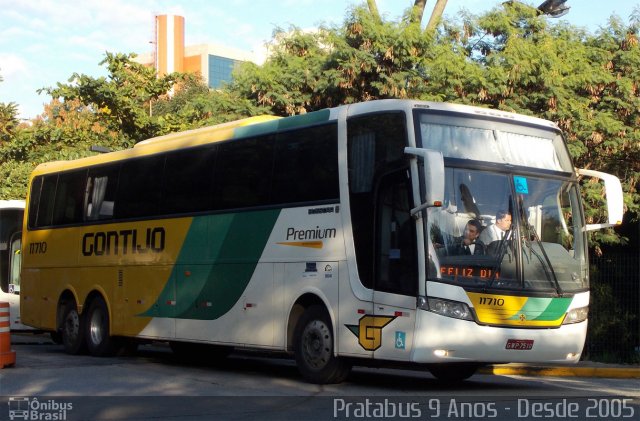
<box><xmin>428</xmin><ymin>363</ymin><xmax>479</xmax><ymax>383</ymax></box>
<box><xmin>61</xmin><ymin>301</ymin><xmax>87</xmax><ymax>355</ymax></box>
<box><xmin>293</xmin><ymin>305</ymin><xmax>351</xmax><ymax>384</ymax></box>
<box><xmin>85</xmin><ymin>297</ymin><xmax>118</xmax><ymax>357</ymax></box>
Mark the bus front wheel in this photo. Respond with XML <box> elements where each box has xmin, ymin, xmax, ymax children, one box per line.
<box><xmin>294</xmin><ymin>305</ymin><xmax>351</xmax><ymax>384</ymax></box>
<box><xmin>60</xmin><ymin>301</ymin><xmax>86</xmax><ymax>355</ymax></box>
<box><xmin>85</xmin><ymin>297</ymin><xmax>117</xmax><ymax>357</ymax></box>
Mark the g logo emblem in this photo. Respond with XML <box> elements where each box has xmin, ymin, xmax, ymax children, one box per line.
<box><xmin>346</xmin><ymin>315</ymin><xmax>396</xmax><ymax>351</ymax></box>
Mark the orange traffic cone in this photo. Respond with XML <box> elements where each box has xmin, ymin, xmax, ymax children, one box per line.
<box><xmin>0</xmin><ymin>302</ymin><xmax>16</xmax><ymax>368</ymax></box>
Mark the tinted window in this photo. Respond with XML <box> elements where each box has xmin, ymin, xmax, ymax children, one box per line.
<box><xmin>32</xmin><ymin>175</ymin><xmax>58</xmax><ymax>228</ymax></box>
<box><xmin>116</xmin><ymin>156</ymin><xmax>165</xmax><ymax>219</ymax></box>
<box><xmin>27</xmin><ymin>177</ymin><xmax>43</xmax><ymax>229</ymax></box>
<box><xmin>214</xmin><ymin>136</ymin><xmax>275</xmax><ymax>209</ymax></box>
<box><xmin>86</xmin><ymin>164</ymin><xmax>120</xmax><ymax>221</ymax></box>
<box><xmin>162</xmin><ymin>146</ymin><xmax>217</xmax><ymax>214</ymax></box>
<box><xmin>52</xmin><ymin>170</ymin><xmax>86</xmax><ymax>225</ymax></box>
<box><xmin>272</xmin><ymin>124</ymin><xmax>338</xmax><ymax>204</ymax></box>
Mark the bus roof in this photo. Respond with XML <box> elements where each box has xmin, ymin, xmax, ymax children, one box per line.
<box><xmin>30</xmin><ymin>115</ymin><xmax>280</xmax><ymax>176</ymax></box>
<box><xmin>29</xmin><ymin>99</ymin><xmax>559</xmax><ymax>177</ymax></box>
<box><xmin>0</xmin><ymin>200</ymin><xmax>25</xmax><ymax>210</ymax></box>
<box><xmin>133</xmin><ymin>115</ymin><xmax>281</xmax><ymax>148</ymax></box>
<box><xmin>345</xmin><ymin>99</ymin><xmax>560</xmax><ymax>131</ymax></box>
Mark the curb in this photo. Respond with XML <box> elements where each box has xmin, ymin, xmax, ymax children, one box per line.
<box><xmin>480</xmin><ymin>364</ymin><xmax>640</xmax><ymax>379</ymax></box>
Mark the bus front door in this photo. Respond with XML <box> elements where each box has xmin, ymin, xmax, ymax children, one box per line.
<box><xmin>372</xmin><ymin>170</ymin><xmax>418</xmax><ymax>361</ymax></box>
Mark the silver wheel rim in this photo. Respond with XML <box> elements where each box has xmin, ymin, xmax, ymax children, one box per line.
<box><xmin>89</xmin><ymin>308</ymin><xmax>105</xmax><ymax>346</ymax></box>
<box><xmin>64</xmin><ymin>310</ymin><xmax>80</xmax><ymax>343</ymax></box>
<box><xmin>301</xmin><ymin>319</ymin><xmax>332</xmax><ymax>370</ymax></box>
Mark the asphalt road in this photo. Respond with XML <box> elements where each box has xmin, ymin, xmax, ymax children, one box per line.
<box><xmin>1</xmin><ymin>333</ymin><xmax>638</xmax><ymax>420</ymax></box>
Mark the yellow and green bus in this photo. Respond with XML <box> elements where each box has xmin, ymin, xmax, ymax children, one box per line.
<box><xmin>21</xmin><ymin>100</ymin><xmax>623</xmax><ymax>383</ymax></box>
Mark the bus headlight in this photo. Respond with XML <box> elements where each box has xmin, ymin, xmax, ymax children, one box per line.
<box><xmin>562</xmin><ymin>306</ymin><xmax>589</xmax><ymax>324</ymax></box>
<box><xmin>421</xmin><ymin>297</ymin><xmax>474</xmax><ymax>321</ymax></box>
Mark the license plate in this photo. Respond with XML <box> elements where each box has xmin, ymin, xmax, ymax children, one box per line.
<box><xmin>505</xmin><ymin>339</ymin><xmax>534</xmax><ymax>350</ymax></box>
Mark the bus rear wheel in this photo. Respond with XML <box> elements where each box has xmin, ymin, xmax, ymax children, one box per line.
<box><xmin>294</xmin><ymin>305</ymin><xmax>350</xmax><ymax>384</ymax></box>
<box><xmin>85</xmin><ymin>297</ymin><xmax>118</xmax><ymax>357</ymax></box>
<box><xmin>61</xmin><ymin>301</ymin><xmax>86</xmax><ymax>355</ymax></box>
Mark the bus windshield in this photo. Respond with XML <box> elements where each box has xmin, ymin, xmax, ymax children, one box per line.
<box><xmin>419</xmin><ymin>122</ymin><xmax>588</xmax><ymax>294</ymax></box>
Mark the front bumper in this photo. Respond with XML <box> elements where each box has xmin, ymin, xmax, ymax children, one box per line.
<box><xmin>411</xmin><ymin>309</ymin><xmax>586</xmax><ymax>364</ymax></box>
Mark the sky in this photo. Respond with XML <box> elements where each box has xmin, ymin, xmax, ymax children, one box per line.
<box><xmin>1</xmin><ymin>0</ymin><xmax>639</xmax><ymax>120</ymax></box>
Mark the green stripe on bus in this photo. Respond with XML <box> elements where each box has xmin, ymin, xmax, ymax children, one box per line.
<box><xmin>140</xmin><ymin>209</ymin><xmax>281</xmax><ymax>320</ymax></box>
<box><xmin>507</xmin><ymin>297</ymin><xmax>571</xmax><ymax>321</ymax></box>
<box><xmin>277</xmin><ymin>109</ymin><xmax>331</xmax><ymax>130</ymax></box>
<box><xmin>234</xmin><ymin>109</ymin><xmax>331</xmax><ymax>138</ymax></box>
<box><xmin>532</xmin><ymin>297</ymin><xmax>572</xmax><ymax>321</ymax></box>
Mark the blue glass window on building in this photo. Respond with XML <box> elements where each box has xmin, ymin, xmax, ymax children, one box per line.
<box><xmin>208</xmin><ymin>55</ymin><xmax>239</xmax><ymax>89</ymax></box>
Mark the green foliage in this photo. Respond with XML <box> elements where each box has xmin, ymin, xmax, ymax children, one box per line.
<box><xmin>41</xmin><ymin>52</ymin><xmax>174</xmax><ymax>143</ymax></box>
<box><xmin>0</xmin><ymin>102</ymin><xmax>20</xmax><ymax>143</ymax></box>
<box><xmin>0</xmin><ymin>52</ymin><xmax>261</xmax><ymax>202</ymax></box>
<box><xmin>152</xmin><ymin>73</ymin><xmax>269</xmax><ymax>133</ymax></box>
<box><xmin>1</xmin><ymin>3</ymin><xmax>639</xmax><ymax>250</ymax></box>
<box><xmin>229</xmin><ymin>2</ymin><xmax>640</xmax><ymax>247</ymax></box>
<box><xmin>232</xmin><ymin>27</ymin><xmax>333</xmax><ymax>114</ymax></box>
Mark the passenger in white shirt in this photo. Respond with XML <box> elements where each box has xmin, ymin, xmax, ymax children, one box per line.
<box><xmin>479</xmin><ymin>210</ymin><xmax>512</xmax><ymax>245</ymax></box>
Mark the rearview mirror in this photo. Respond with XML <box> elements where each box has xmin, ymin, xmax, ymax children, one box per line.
<box><xmin>577</xmin><ymin>168</ymin><xmax>624</xmax><ymax>231</ymax></box>
<box><xmin>404</xmin><ymin>147</ymin><xmax>444</xmax><ymax>216</ymax></box>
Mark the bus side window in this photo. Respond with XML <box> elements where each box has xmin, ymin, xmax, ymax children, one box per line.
<box><xmin>162</xmin><ymin>145</ymin><xmax>216</xmax><ymax>214</ymax></box>
<box><xmin>27</xmin><ymin>177</ymin><xmax>43</xmax><ymax>229</ymax></box>
<box><xmin>116</xmin><ymin>157</ymin><xmax>164</xmax><ymax>219</ymax></box>
<box><xmin>85</xmin><ymin>165</ymin><xmax>120</xmax><ymax>221</ymax></box>
<box><xmin>52</xmin><ymin>170</ymin><xmax>86</xmax><ymax>225</ymax></box>
<box><xmin>214</xmin><ymin>136</ymin><xmax>275</xmax><ymax>210</ymax></box>
<box><xmin>272</xmin><ymin>124</ymin><xmax>339</xmax><ymax>205</ymax></box>
<box><xmin>34</xmin><ymin>175</ymin><xmax>58</xmax><ymax>228</ymax></box>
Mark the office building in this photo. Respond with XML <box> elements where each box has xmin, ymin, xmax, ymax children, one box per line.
<box><xmin>135</xmin><ymin>15</ymin><xmax>257</xmax><ymax>89</ymax></box>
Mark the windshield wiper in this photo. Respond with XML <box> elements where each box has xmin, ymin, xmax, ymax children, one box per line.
<box><xmin>486</xmin><ymin>228</ymin><xmax>514</xmax><ymax>290</ymax></box>
<box><xmin>522</xmin><ymin>218</ymin><xmax>563</xmax><ymax>295</ymax></box>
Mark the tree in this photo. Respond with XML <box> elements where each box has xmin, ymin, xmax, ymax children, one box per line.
<box><xmin>151</xmin><ymin>72</ymin><xmax>269</xmax><ymax>133</ymax></box>
<box><xmin>367</xmin><ymin>0</ymin><xmax>449</xmax><ymax>30</ymax></box>
<box><xmin>0</xmin><ymin>53</ymin><xmax>265</xmax><ymax>200</ymax></box>
<box><xmin>231</xmin><ymin>6</ymin><xmax>444</xmax><ymax>113</ymax></box>
<box><xmin>0</xmin><ymin>102</ymin><xmax>19</xmax><ymax>143</ymax></box>
<box><xmin>42</xmin><ymin>53</ymin><xmax>265</xmax><ymax>143</ymax></box>
<box><xmin>230</xmin><ymin>2</ymin><xmax>639</xmax><ymax>246</ymax></box>
<box><xmin>0</xmin><ymin>74</ymin><xmax>21</xmax><ymax>144</ymax></box>
<box><xmin>41</xmin><ymin>52</ymin><xmax>176</xmax><ymax>143</ymax></box>
<box><xmin>453</xmin><ymin>3</ymin><xmax>640</xmax><ymax>247</ymax></box>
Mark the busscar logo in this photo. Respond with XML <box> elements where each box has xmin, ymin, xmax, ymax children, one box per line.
<box><xmin>8</xmin><ymin>397</ymin><xmax>73</xmax><ymax>420</ymax></box>
<box><xmin>308</xmin><ymin>206</ymin><xmax>336</xmax><ymax>215</ymax></box>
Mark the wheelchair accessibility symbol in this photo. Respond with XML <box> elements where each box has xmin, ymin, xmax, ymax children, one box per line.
<box><xmin>514</xmin><ymin>176</ymin><xmax>529</xmax><ymax>194</ymax></box>
<box><xmin>395</xmin><ymin>331</ymin><xmax>406</xmax><ymax>350</ymax></box>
